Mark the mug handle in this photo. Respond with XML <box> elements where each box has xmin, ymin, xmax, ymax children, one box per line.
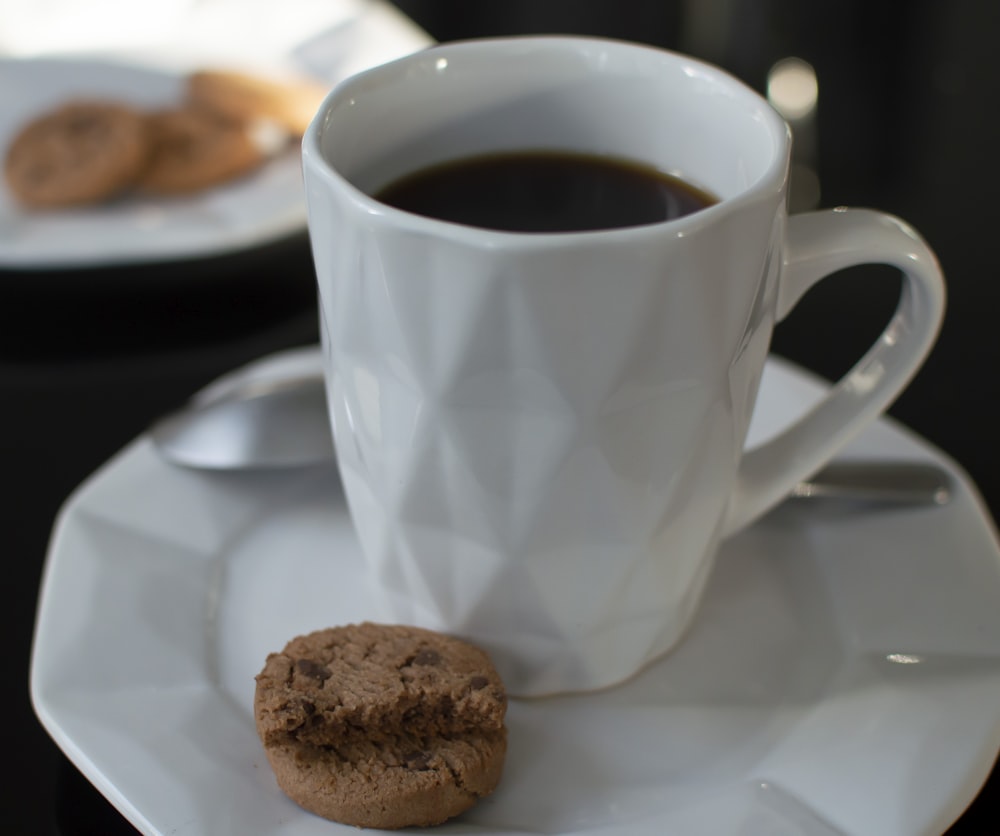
<box><xmin>723</xmin><ymin>208</ymin><xmax>947</xmax><ymax>535</ymax></box>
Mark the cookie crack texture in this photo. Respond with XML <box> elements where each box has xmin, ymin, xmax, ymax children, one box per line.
<box><xmin>255</xmin><ymin>622</ymin><xmax>506</xmax><ymax>747</ymax></box>
<box><xmin>439</xmin><ymin>751</ymin><xmax>474</xmax><ymax>799</ymax></box>
<box><xmin>255</xmin><ymin>623</ymin><xmax>507</xmax><ymax>829</ymax></box>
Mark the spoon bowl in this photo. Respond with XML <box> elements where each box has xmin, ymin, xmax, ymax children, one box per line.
<box><xmin>151</xmin><ymin>374</ymin><xmax>333</xmax><ymax>470</ymax></box>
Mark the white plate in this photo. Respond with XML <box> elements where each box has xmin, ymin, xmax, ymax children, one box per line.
<box><xmin>31</xmin><ymin>351</ymin><xmax>1000</xmax><ymax>836</ymax></box>
<box><xmin>0</xmin><ymin>4</ymin><xmax>431</xmax><ymax>269</ymax></box>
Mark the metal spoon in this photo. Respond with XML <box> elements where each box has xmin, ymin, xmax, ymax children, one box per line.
<box><xmin>150</xmin><ymin>373</ymin><xmax>334</xmax><ymax>470</ymax></box>
<box><xmin>150</xmin><ymin>373</ymin><xmax>952</xmax><ymax>505</ymax></box>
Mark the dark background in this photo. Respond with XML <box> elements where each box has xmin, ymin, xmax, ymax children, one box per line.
<box><xmin>5</xmin><ymin>1</ymin><xmax>998</xmax><ymax>833</ymax></box>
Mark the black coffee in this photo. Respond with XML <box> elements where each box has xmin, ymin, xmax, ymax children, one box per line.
<box><xmin>373</xmin><ymin>151</ymin><xmax>718</xmax><ymax>233</ymax></box>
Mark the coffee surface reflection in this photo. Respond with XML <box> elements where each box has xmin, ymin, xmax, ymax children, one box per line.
<box><xmin>374</xmin><ymin>151</ymin><xmax>718</xmax><ymax>232</ymax></box>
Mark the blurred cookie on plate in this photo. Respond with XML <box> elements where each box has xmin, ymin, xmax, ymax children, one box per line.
<box><xmin>138</xmin><ymin>106</ymin><xmax>287</xmax><ymax>195</ymax></box>
<box><xmin>4</xmin><ymin>101</ymin><xmax>150</xmax><ymax>208</ymax></box>
<box><xmin>187</xmin><ymin>68</ymin><xmax>328</xmax><ymax>137</ymax></box>
<box><xmin>2</xmin><ymin>66</ymin><xmax>324</xmax><ymax>210</ymax></box>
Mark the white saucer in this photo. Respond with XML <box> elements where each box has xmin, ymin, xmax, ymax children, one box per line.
<box><xmin>0</xmin><ymin>6</ymin><xmax>430</xmax><ymax>269</ymax></box>
<box><xmin>31</xmin><ymin>351</ymin><xmax>1000</xmax><ymax>836</ymax></box>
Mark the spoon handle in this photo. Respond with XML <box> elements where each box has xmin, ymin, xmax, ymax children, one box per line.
<box><xmin>793</xmin><ymin>460</ymin><xmax>952</xmax><ymax>506</ymax></box>
<box><xmin>151</xmin><ymin>366</ymin><xmax>956</xmax><ymax>507</ymax></box>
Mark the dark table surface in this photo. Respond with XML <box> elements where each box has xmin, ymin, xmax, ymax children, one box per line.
<box><xmin>7</xmin><ymin>1</ymin><xmax>999</xmax><ymax>833</ymax></box>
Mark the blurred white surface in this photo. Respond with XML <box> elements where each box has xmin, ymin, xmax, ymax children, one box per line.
<box><xmin>0</xmin><ymin>0</ymin><xmax>369</xmax><ymax>73</ymax></box>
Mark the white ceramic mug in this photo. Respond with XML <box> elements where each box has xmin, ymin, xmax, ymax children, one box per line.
<box><xmin>302</xmin><ymin>36</ymin><xmax>945</xmax><ymax>696</ymax></box>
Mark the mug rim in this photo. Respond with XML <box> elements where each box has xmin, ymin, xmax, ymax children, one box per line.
<box><xmin>302</xmin><ymin>35</ymin><xmax>791</xmax><ymax>247</ymax></box>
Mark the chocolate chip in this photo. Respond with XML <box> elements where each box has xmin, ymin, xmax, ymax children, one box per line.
<box><xmin>295</xmin><ymin>658</ymin><xmax>331</xmax><ymax>681</ymax></box>
<box><xmin>412</xmin><ymin>648</ymin><xmax>442</xmax><ymax>666</ymax></box>
<box><xmin>26</xmin><ymin>163</ymin><xmax>53</xmax><ymax>184</ymax></box>
<box><xmin>403</xmin><ymin>751</ymin><xmax>431</xmax><ymax>770</ymax></box>
<box><xmin>173</xmin><ymin>135</ymin><xmax>198</xmax><ymax>158</ymax></box>
<box><xmin>469</xmin><ymin>675</ymin><xmax>489</xmax><ymax>691</ymax></box>
<box><xmin>66</xmin><ymin>114</ymin><xmax>102</xmax><ymax>135</ymax></box>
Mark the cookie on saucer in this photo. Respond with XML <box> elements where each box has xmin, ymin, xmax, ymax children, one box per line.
<box><xmin>254</xmin><ymin>622</ymin><xmax>508</xmax><ymax>829</ymax></box>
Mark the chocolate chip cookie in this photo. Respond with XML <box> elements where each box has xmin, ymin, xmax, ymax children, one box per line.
<box><xmin>138</xmin><ymin>106</ymin><xmax>281</xmax><ymax>195</ymax></box>
<box><xmin>254</xmin><ymin>622</ymin><xmax>507</xmax><ymax>829</ymax></box>
<box><xmin>186</xmin><ymin>69</ymin><xmax>327</xmax><ymax>137</ymax></box>
<box><xmin>4</xmin><ymin>101</ymin><xmax>150</xmax><ymax>208</ymax></box>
